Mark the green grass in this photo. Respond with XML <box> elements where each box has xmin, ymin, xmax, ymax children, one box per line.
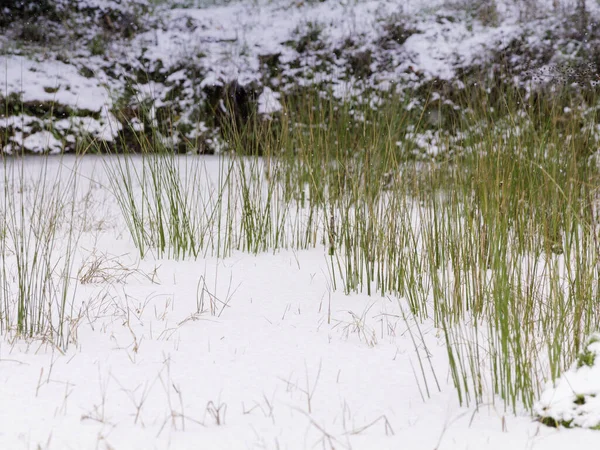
<box><xmin>101</xmin><ymin>110</ymin><xmax>325</xmax><ymax>259</ymax></box>
<box><xmin>212</xmin><ymin>80</ymin><xmax>600</xmax><ymax>412</ymax></box>
<box><xmin>6</xmin><ymin>72</ymin><xmax>597</xmax><ymax>413</ymax></box>
<box><xmin>0</xmin><ymin>154</ymin><xmax>82</xmax><ymax>349</ymax></box>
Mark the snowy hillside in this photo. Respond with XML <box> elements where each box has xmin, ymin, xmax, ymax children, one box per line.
<box><xmin>1</xmin><ymin>0</ymin><xmax>600</xmax><ymax>153</ymax></box>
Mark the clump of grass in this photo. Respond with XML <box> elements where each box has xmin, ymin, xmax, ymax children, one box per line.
<box><xmin>103</xmin><ymin>145</ymin><xmax>203</xmax><ymax>260</ymax></box>
<box><xmin>0</xmin><ymin>153</ymin><xmax>82</xmax><ymax>349</ymax></box>
<box><xmin>577</xmin><ymin>334</ymin><xmax>600</xmax><ymax>368</ymax></box>
<box><xmin>102</xmin><ymin>102</ymin><xmax>326</xmax><ymax>259</ymax></box>
<box><xmin>103</xmin><ymin>68</ymin><xmax>600</xmax><ymax>415</ymax></box>
<box><xmin>247</xmin><ymin>80</ymin><xmax>600</xmax><ymax>412</ymax></box>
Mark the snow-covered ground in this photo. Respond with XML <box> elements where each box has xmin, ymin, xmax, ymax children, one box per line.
<box><xmin>0</xmin><ymin>155</ymin><xmax>598</xmax><ymax>449</ymax></box>
<box><xmin>3</xmin><ymin>0</ymin><xmax>600</xmax><ymax>446</ymax></box>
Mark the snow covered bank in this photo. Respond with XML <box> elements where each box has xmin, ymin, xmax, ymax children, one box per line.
<box><xmin>2</xmin><ymin>0</ymin><xmax>600</xmax><ymax>153</ymax></box>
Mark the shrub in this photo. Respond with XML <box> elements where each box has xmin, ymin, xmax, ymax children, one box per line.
<box><xmin>0</xmin><ymin>0</ymin><xmax>59</xmax><ymax>27</ymax></box>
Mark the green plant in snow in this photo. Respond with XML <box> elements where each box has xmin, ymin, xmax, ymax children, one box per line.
<box><xmin>577</xmin><ymin>334</ymin><xmax>600</xmax><ymax>368</ymax></box>
<box><xmin>102</xmin><ymin>71</ymin><xmax>600</xmax><ymax>415</ymax></box>
<box><xmin>0</xmin><ymin>154</ymin><xmax>82</xmax><ymax>349</ymax></box>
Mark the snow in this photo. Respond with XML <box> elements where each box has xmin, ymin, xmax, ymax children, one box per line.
<box><xmin>402</xmin><ymin>20</ymin><xmax>520</xmax><ymax>81</ymax></box>
<box><xmin>0</xmin><ymin>55</ymin><xmax>120</xmax><ymax>148</ymax></box>
<box><xmin>535</xmin><ymin>334</ymin><xmax>600</xmax><ymax>429</ymax></box>
<box><xmin>21</xmin><ymin>131</ymin><xmax>63</xmax><ymax>153</ymax></box>
<box><xmin>1</xmin><ymin>55</ymin><xmax>109</xmax><ymax>112</ymax></box>
<box><xmin>257</xmin><ymin>86</ymin><xmax>282</xmax><ymax>115</ymax></box>
<box><xmin>3</xmin><ymin>0</ymin><xmax>600</xmax><ymax>152</ymax></box>
<box><xmin>3</xmin><ymin>0</ymin><xmax>600</xmax><ymax>443</ymax></box>
<box><xmin>0</xmin><ymin>155</ymin><xmax>598</xmax><ymax>449</ymax></box>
